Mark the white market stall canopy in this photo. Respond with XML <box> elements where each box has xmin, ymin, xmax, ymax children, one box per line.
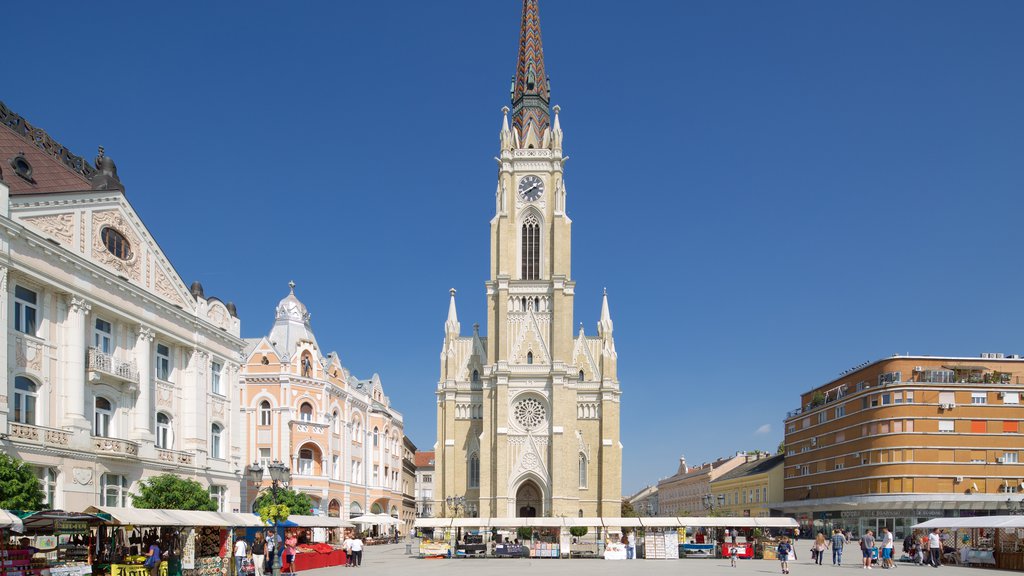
<box><xmin>0</xmin><ymin>510</ymin><xmax>24</xmax><ymax>533</ymax></box>
<box><xmin>349</xmin><ymin>513</ymin><xmax>396</xmax><ymax>526</ymax></box>
<box><xmin>913</xmin><ymin>516</ymin><xmax>1024</xmax><ymax>530</ymax></box>
<box><xmin>86</xmin><ymin>507</ymin><xmax>348</xmax><ymax>528</ymax></box>
<box><xmin>415</xmin><ymin>516</ymin><xmax>798</xmax><ymax>529</ymax></box>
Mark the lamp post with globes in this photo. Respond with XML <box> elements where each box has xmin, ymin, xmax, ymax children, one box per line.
<box><xmin>248</xmin><ymin>460</ymin><xmax>292</xmax><ymax>576</ymax></box>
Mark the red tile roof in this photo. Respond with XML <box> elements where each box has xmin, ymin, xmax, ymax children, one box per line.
<box><xmin>414</xmin><ymin>451</ymin><xmax>435</xmax><ymax>468</ymax></box>
<box><xmin>0</xmin><ymin>101</ymin><xmax>96</xmax><ymax>195</ymax></box>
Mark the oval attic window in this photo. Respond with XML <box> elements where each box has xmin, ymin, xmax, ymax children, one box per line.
<box><xmin>101</xmin><ymin>227</ymin><xmax>132</xmax><ymax>260</ymax></box>
<box><xmin>9</xmin><ymin>155</ymin><xmax>33</xmax><ymax>182</ymax></box>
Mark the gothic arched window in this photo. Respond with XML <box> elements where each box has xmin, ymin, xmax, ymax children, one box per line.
<box><xmin>578</xmin><ymin>453</ymin><xmax>588</xmax><ymax>488</ymax></box>
<box><xmin>469</xmin><ymin>452</ymin><xmax>480</xmax><ymax>488</ymax></box>
<box><xmin>578</xmin><ymin>370</ymin><xmax>585</xmax><ymax>382</ymax></box>
<box><xmin>521</xmin><ymin>214</ymin><xmax>540</xmax><ymax>280</ymax></box>
<box><xmin>527</xmin><ymin>351</ymin><xmax>534</xmax><ymax>365</ymax></box>
<box><xmin>472</xmin><ymin>370</ymin><xmax>480</xmax><ymax>383</ymax></box>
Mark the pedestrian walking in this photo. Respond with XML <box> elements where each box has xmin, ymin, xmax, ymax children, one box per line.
<box><xmin>730</xmin><ymin>542</ymin><xmax>739</xmax><ymax>567</ymax></box>
<box><xmin>143</xmin><ymin>538</ymin><xmax>162</xmax><ymax>576</ymax></box>
<box><xmin>350</xmin><ymin>534</ymin><xmax>364</xmax><ymax>567</ymax></box>
<box><xmin>343</xmin><ymin>532</ymin><xmax>354</xmax><ymax>567</ymax></box>
<box><xmin>831</xmin><ymin>529</ymin><xmax>847</xmax><ymax>565</ymax></box>
<box><xmin>251</xmin><ymin>533</ymin><xmax>266</xmax><ymax>576</ymax></box>
<box><xmin>626</xmin><ymin>530</ymin><xmax>636</xmax><ymax>560</ymax></box>
<box><xmin>778</xmin><ymin>537</ymin><xmax>793</xmax><ymax>575</ymax></box>
<box><xmin>233</xmin><ymin>536</ymin><xmax>248</xmax><ymax>576</ymax></box>
<box><xmin>813</xmin><ymin>532</ymin><xmax>828</xmax><ymax>565</ymax></box>
<box><xmin>860</xmin><ymin>530</ymin><xmax>875</xmax><ymax>570</ymax></box>
<box><xmin>927</xmin><ymin>529</ymin><xmax>942</xmax><ymax>567</ymax></box>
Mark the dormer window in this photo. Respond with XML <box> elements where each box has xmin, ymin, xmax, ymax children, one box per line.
<box><xmin>9</xmin><ymin>154</ymin><xmax>33</xmax><ymax>182</ymax></box>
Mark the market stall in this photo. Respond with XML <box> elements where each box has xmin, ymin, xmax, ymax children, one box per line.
<box><xmin>4</xmin><ymin>511</ymin><xmax>103</xmax><ymax>576</ymax></box>
<box><xmin>412</xmin><ymin>519</ymin><xmax>452</xmax><ymax>558</ymax></box>
<box><xmin>913</xmin><ymin>515</ymin><xmax>1024</xmax><ymax>571</ymax></box>
<box><xmin>563</xmin><ymin>518</ymin><xmax>604</xmax><ymax>559</ymax></box>
<box><xmin>636</xmin><ymin>517</ymin><xmax>681</xmax><ymax>560</ymax></box>
<box><xmin>276</xmin><ymin>516</ymin><xmax>352</xmax><ymax>572</ymax></box>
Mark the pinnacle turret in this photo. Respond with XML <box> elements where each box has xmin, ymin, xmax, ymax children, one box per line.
<box><xmin>599</xmin><ymin>288</ymin><xmax>613</xmax><ymax>337</ymax></box>
<box><xmin>445</xmin><ymin>288</ymin><xmax>461</xmax><ymax>336</ymax></box>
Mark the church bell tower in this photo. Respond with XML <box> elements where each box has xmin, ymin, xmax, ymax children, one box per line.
<box><xmin>435</xmin><ymin>0</ymin><xmax>622</xmax><ymax>520</ymax></box>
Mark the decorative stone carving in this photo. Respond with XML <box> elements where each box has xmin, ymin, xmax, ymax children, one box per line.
<box><xmin>512</xmin><ymin>397</ymin><xmax>546</xmax><ymax>431</ymax></box>
<box><xmin>207</xmin><ymin>303</ymin><xmax>230</xmax><ymax>330</ymax></box>
<box><xmin>138</xmin><ymin>327</ymin><xmax>156</xmax><ymax>343</ymax></box>
<box><xmin>23</xmin><ymin>213</ymin><xmax>75</xmax><ymax>246</ymax></box>
<box><xmin>72</xmin><ymin>467</ymin><xmax>94</xmax><ymax>485</ymax></box>
<box><xmin>154</xmin><ymin>267</ymin><xmax>187</xmax><ymax>307</ymax></box>
<box><xmin>69</xmin><ymin>296</ymin><xmax>92</xmax><ymax>316</ymax></box>
<box><xmin>156</xmin><ymin>385</ymin><xmax>173</xmax><ymax>408</ymax></box>
<box><xmin>211</xmin><ymin>399</ymin><xmax>225</xmax><ymax>418</ymax></box>
<box><xmin>91</xmin><ymin>210</ymin><xmax>141</xmax><ymax>281</ymax></box>
<box><xmin>15</xmin><ymin>337</ymin><xmax>42</xmax><ymax>372</ymax></box>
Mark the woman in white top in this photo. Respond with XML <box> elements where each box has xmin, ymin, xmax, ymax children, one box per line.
<box><xmin>350</xmin><ymin>536</ymin><xmax>364</xmax><ymax>567</ymax></box>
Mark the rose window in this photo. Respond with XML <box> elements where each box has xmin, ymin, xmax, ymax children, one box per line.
<box><xmin>513</xmin><ymin>397</ymin><xmax>546</xmax><ymax>430</ymax></box>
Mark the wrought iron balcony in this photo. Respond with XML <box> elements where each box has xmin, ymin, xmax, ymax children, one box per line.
<box><xmin>87</xmin><ymin>347</ymin><xmax>139</xmax><ymax>385</ymax></box>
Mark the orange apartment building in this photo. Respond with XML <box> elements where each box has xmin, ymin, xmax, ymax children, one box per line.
<box><xmin>241</xmin><ymin>283</ymin><xmax>406</xmax><ymax>524</ymax></box>
<box><xmin>781</xmin><ymin>354</ymin><xmax>1024</xmax><ymax>538</ymax></box>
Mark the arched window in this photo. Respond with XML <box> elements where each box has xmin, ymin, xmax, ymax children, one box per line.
<box><xmin>468</xmin><ymin>452</ymin><xmax>480</xmax><ymax>488</ymax></box>
<box><xmin>210</xmin><ymin>424</ymin><xmax>223</xmax><ymax>459</ymax></box>
<box><xmin>383</xmin><ymin>428</ymin><xmax>391</xmax><ymax>452</ymax></box>
<box><xmin>527</xmin><ymin>351</ymin><xmax>533</xmax><ymax>365</ymax></box>
<box><xmin>373</xmin><ymin>427</ymin><xmax>379</xmax><ymax>447</ymax></box>
<box><xmin>299</xmin><ymin>402</ymin><xmax>313</xmax><ymax>422</ymax></box>
<box><xmin>578</xmin><ymin>370</ymin><xmax>585</xmax><ymax>382</ymax></box>
<box><xmin>578</xmin><ymin>453</ymin><xmax>588</xmax><ymax>488</ymax></box>
<box><xmin>259</xmin><ymin>401</ymin><xmax>272</xmax><ymax>426</ymax></box>
<box><xmin>13</xmin><ymin>376</ymin><xmax>38</xmax><ymax>425</ymax></box>
<box><xmin>94</xmin><ymin>397</ymin><xmax>113</xmax><ymax>437</ymax></box>
<box><xmin>38</xmin><ymin>468</ymin><xmax>57</xmax><ymax>508</ymax></box>
<box><xmin>333</xmin><ymin>410</ymin><xmax>340</xmax><ymax>435</ymax></box>
<box><xmin>521</xmin><ymin>214</ymin><xmax>540</xmax><ymax>280</ymax></box>
<box><xmin>298</xmin><ymin>448</ymin><xmax>314</xmax><ymax>475</ymax></box>
<box><xmin>472</xmin><ymin>370</ymin><xmax>479</xmax><ymax>383</ymax></box>
<box><xmin>156</xmin><ymin>412</ymin><xmax>172</xmax><ymax>449</ymax></box>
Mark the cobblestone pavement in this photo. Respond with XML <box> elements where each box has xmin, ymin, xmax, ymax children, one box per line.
<box><xmin>299</xmin><ymin>543</ymin><xmax>1000</xmax><ymax>576</ymax></box>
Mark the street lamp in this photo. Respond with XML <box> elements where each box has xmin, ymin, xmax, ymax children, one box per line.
<box><xmin>249</xmin><ymin>460</ymin><xmax>292</xmax><ymax>576</ymax></box>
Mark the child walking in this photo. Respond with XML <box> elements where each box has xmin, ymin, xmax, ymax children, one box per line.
<box><xmin>778</xmin><ymin>537</ymin><xmax>793</xmax><ymax>575</ymax></box>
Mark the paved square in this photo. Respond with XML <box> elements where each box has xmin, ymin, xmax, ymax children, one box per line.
<box><xmin>304</xmin><ymin>543</ymin><xmax>999</xmax><ymax>576</ymax></box>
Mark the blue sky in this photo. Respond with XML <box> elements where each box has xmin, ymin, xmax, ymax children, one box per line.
<box><xmin>5</xmin><ymin>1</ymin><xmax>1024</xmax><ymax>496</ymax></box>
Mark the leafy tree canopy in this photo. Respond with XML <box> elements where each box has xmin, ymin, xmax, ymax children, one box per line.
<box><xmin>253</xmin><ymin>488</ymin><xmax>312</xmax><ymax>517</ymax></box>
<box><xmin>620</xmin><ymin>499</ymin><xmax>638</xmax><ymax>517</ymax></box>
<box><xmin>0</xmin><ymin>454</ymin><xmax>45</xmax><ymax>511</ymax></box>
<box><xmin>132</xmin><ymin>474</ymin><xmax>217</xmax><ymax>511</ymax></box>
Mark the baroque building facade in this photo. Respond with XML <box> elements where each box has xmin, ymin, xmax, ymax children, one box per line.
<box><xmin>0</xmin><ymin>100</ymin><xmax>245</xmax><ymax>511</ymax></box>
<box><xmin>241</xmin><ymin>284</ymin><xmax>406</xmax><ymax>522</ymax></box>
<box><xmin>435</xmin><ymin>0</ymin><xmax>622</xmax><ymax>518</ymax></box>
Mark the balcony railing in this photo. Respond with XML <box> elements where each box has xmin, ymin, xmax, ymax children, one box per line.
<box><xmin>289</xmin><ymin>420</ymin><xmax>328</xmax><ymax>435</ymax></box>
<box><xmin>87</xmin><ymin>347</ymin><xmax>139</xmax><ymax>384</ymax></box>
<box><xmin>93</xmin><ymin>436</ymin><xmax>140</xmax><ymax>458</ymax></box>
<box><xmin>156</xmin><ymin>447</ymin><xmax>195</xmax><ymax>466</ymax></box>
<box><xmin>8</xmin><ymin>422</ymin><xmax>71</xmax><ymax>447</ymax></box>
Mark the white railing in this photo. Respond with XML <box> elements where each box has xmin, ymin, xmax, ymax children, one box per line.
<box><xmin>87</xmin><ymin>347</ymin><xmax>139</xmax><ymax>383</ymax></box>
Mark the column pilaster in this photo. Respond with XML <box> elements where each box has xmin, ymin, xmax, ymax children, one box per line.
<box><xmin>132</xmin><ymin>327</ymin><xmax>155</xmax><ymax>439</ymax></box>
<box><xmin>64</xmin><ymin>295</ymin><xmax>91</xmax><ymax>432</ymax></box>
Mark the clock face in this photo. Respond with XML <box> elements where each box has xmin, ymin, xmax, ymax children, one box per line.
<box><xmin>518</xmin><ymin>175</ymin><xmax>544</xmax><ymax>202</ymax></box>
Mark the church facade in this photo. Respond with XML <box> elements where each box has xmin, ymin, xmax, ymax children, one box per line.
<box><xmin>435</xmin><ymin>0</ymin><xmax>622</xmax><ymax>518</ymax></box>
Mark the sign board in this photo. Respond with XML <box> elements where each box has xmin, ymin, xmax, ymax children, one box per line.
<box><xmin>55</xmin><ymin>521</ymin><xmax>89</xmax><ymax>535</ymax></box>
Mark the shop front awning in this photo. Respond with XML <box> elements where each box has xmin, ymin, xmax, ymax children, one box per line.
<box><xmin>913</xmin><ymin>516</ymin><xmax>1024</xmax><ymax>530</ymax></box>
<box><xmin>288</xmin><ymin>515</ymin><xmax>354</xmax><ymax>528</ymax></box>
<box><xmin>84</xmin><ymin>507</ymin><xmax>266</xmax><ymax>527</ymax></box>
<box><xmin>565</xmin><ymin>517</ymin><xmax>604</xmax><ymax>528</ymax></box>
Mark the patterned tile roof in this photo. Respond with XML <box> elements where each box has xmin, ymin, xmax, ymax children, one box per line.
<box><xmin>511</xmin><ymin>0</ymin><xmax>550</xmax><ymax>143</ymax></box>
<box><xmin>0</xmin><ymin>100</ymin><xmax>97</xmax><ymax>196</ymax></box>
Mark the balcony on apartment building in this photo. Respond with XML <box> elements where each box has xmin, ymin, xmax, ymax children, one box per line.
<box><xmin>7</xmin><ymin>422</ymin><xmax>72</xmax><ymax>449</ymax></box>
<box><xmin>87</xmin><ymin>347</ymin><xmax>139</xmax><ymax>388</ymax></box>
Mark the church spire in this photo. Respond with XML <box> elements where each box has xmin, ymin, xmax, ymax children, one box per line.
<box><xmin>445</xmin><ymin>288</ymin><xmax>461</xmax><ymax>336</ymax></box>
<box><xmin>511</xmin><ymin>0</ymin><xmax>550</xmax><ymax>148</ymax></box>
<box><xmin>599</xmin><ymin>288</ymin><xmax>614</xmax><ymax>337</ymax></box>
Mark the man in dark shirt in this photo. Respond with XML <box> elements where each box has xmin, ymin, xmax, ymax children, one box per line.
<box><xmin>860</xmin><ymin>530</ymin><xmax>875</xmax><ymax>570</ymax></box>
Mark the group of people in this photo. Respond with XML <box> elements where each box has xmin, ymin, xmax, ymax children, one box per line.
<box><xmin>342</xmin><ymin>531</ymin><xmax>365</xmax><ymax>567</ymax></box>
<box><xmin>233</xmin><ymin>531</ymin><xmax>287</xmax><ymax>576</ymax></box>
<box><xmin>778</xmin><ymin>526</ymin><xmax>952</xmax><ymax>571</ymax></box>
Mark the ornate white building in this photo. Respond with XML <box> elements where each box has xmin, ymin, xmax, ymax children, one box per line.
<box><xmin>0</xmin><ymin>100</ymin><xmax>246</xmax><ymax>511</ymax></box>
<box><xmin>241</xmin><ymin>284</ymin><xmax>406</xmax><ymax>521</ymax></box>
<box><xmin>434</xmin><ymin>0</ymin><xmax>622</xmax><ymax>518</ymax></box>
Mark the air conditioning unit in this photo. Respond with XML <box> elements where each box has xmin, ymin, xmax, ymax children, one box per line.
<box><xmin>810</xmin><ymin>437</ymin><xmax>817</xmax><ymax>446</ymax></box>
<box><xmin>998</xmin><ymin>391</ymin><xmax>1006</xmax><ymax>398</ymax></box>
<box><xmin>996</xmin><ymin>457</ymin><xmax>1005</xmax><ymax>464</ymax></box>
<box><xmin>914</xmin><ymin>366</ymin><xmax>924</xmax><ymax>372</ymax></box>
<box><xmin>948</xmin><ymin>403</ymin><xmax>956</xmax><ymax>409</ymax></box>
<box><xmin>940</xmin><ymin>403</ymin><xmax>950</xmax><ymax>409</ymax></box>
<box><xmin>954</xmin><ymin>476</ymin><xmax>963</xmax><ymax>483</ymax></box>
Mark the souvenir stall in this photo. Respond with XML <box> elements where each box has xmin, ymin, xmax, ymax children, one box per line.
<box><xmin>8</xmin><ymin>511</ymin><xmax>105</xmax><ymax>576</ymax></box>
<box><xmin>273</xmin><ymin>517</ymin><xmax>351</xmax><ymax>572</ymax></box>
<box><xmin>564</xmin><ymin>518</ymin><xmax>604</xmax><ymax>559</ymax></box>
<box><xmin>449</xmin><ymin>519</ymin><xmax>487</xmax><ymax>557</ymax></box>
<box><xmin>914</xmin><ymin>515</ymin><xmax>1024</xmax><ymax>571</ymax></box>
<box><xmin>636</xmin><ymin>517</ymin><xmax>681</xmax><ymax>560</ymax></box>
<box><xmin>412</xmin><ymin>519</ymin><xmax>452</xmax><ymax>558</ymax></box>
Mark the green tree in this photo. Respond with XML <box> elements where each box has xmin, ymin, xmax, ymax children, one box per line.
<box><xmin>777</xmin><ymin>441</ymin><xmax>785</xmax><ymax>455</ymax></box>
<box><xmin>132</xmin><ymin>474</ymin><xmax>217</xmax><ymax>511</ymax></box>
<box><xmin>621</xmin><ymin>499</ymin><xmax>638</xmax><ymax>517</ymax></box>
<box><xmin>253</xmin><ymin>488</ymin><xmax>313</xmax><ymax>517</ymax></box>
<box><xmin>0</xmin><ymin>453</ymin><xmax>45</xmax><ymax>511</ymax></box>
<box><xmin>569</xmin><ymin>526</ymin><xmax>589</xmax><ymax>538</ymax></box>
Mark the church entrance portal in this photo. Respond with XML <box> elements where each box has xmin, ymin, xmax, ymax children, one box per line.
<box><xmin>515</xmin><ymin>480</ymin><xmax>542</xmax><ymax>517</ymax></box>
